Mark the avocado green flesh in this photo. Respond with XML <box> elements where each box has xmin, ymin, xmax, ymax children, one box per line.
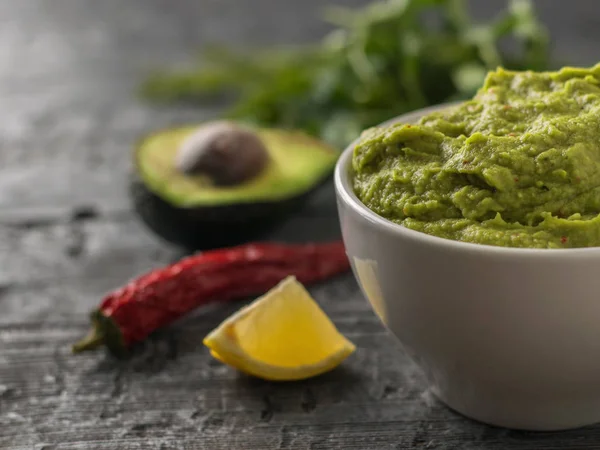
<box><xmin>353</xmin><ymin>64</ymin><xmax>600</xmax><ymax>249</ymax></box>
<box><xmin>137</xmin><ymin>126</ymin><xmax>338</xmax><ymax>208</ymax></box>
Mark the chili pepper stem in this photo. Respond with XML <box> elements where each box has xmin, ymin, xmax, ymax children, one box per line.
<box><xmin>72</xmin><ymin>310</ymin><xmax>127</xmax><ymax>356</ymax></box>
<box><xmin>72</xmin><ymin>324</ymin><xmax>105</xmax><ymax>353</ymax></box>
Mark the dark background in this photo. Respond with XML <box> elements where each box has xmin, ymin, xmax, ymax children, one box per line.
<box><xmin>2</xmin><ymin>1</ymin><xmax>600</xmax><ymax>449</ymax></box>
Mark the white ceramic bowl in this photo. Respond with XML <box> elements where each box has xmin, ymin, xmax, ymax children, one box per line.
<box><xmin>335</xmin><ymin>103</ymin><xmax>600</xmax><ymax>431</ymax></box>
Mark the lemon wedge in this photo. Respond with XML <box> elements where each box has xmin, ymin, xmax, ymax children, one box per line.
<box><xmin>203</xmin><ymin>276</ymin><xmax>356</xmax><ymax>381</ymax></box>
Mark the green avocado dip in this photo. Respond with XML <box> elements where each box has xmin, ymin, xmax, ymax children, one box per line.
<box><xmin>352</xmin><ymin>64</ymin><xmax>600</xmax><ymax>249</ymax></box>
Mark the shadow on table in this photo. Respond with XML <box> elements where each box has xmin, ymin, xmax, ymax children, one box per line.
<box><xmin>437</xmin><ymin>412</ymin><xmax>600</xmax><ymax>450</ymax></box>
<box><xmin>403</xmin><ymin>396</ymin><xmax>600</xmax><ymax>450</ymax></box>
<box><xmin>232</xmin><ymin>364</ymin><xmax>365</xmax><ymax>420</ymax></box>
<box><xmin>229</xmin><ymin>367</ymin><xmax>600</xmax><ymax>449</ymax></box>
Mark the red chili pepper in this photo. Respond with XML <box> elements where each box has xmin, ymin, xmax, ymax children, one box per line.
<box><xmin>72</xmin><ymin>241</ymin><xmax>350</xmax><ymax>356</ymax></box>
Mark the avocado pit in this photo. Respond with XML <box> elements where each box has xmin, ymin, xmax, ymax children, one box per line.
<box><xmin>175</xmin><ymin>121</ymin><xmax>269</xmax><ymax>186</ymax></box>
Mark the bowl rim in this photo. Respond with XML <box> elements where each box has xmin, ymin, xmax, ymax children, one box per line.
<box><xmin>334</xmin><ymin>102</ymin><xmax>600</xmax><ymax>257</ymax></box>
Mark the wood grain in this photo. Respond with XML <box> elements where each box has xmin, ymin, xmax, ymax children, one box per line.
<box><xmin>2</xmin><ymin>0</ymin><xmax>600</xmax><ymax>448</ymax></box>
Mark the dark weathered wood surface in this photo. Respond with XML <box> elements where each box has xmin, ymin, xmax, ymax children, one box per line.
<box><xmin>2</xmin><ymin>1</ymin><xmax>600</xmax><ymax>448</ymax></box>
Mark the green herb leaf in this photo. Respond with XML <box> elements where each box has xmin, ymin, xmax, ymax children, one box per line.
<box><xmin>139</xmin><ymin>0</ymin><xmax>552</xmax><ymax>149</ymax></box>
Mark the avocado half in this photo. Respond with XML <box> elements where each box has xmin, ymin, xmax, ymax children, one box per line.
<box><xmin>130</xmin><ymin>124</ymin><xmax>339</xmax><ymax>250</ymax></box>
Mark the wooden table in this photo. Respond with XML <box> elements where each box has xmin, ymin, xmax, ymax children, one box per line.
<box><xmin>2</xmin><ymin>1</ymin><xmax>600</xmax><ymax>448</ymax></box>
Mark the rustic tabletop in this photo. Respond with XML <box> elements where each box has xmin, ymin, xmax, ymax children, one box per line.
<box><xmin>2</xmin><ymin>1</ymin><xmax>600</xmax><ymax>448</ymax></box>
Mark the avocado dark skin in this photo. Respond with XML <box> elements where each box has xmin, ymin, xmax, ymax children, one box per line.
<box><xmin>129</xmin><ymin>170</ymin><xmax>331</xmax><ymax>250</ymax></box>
<box><xmin>128</xmin><ymin>123</ymin><xmax>338</xmax><ymax>250</ymax></box>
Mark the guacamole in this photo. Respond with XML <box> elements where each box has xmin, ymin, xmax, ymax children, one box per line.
<box><xmin>352</xmin><ymin>64</ymin><xmax>600</xmax><ymax>249</ymax></box>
